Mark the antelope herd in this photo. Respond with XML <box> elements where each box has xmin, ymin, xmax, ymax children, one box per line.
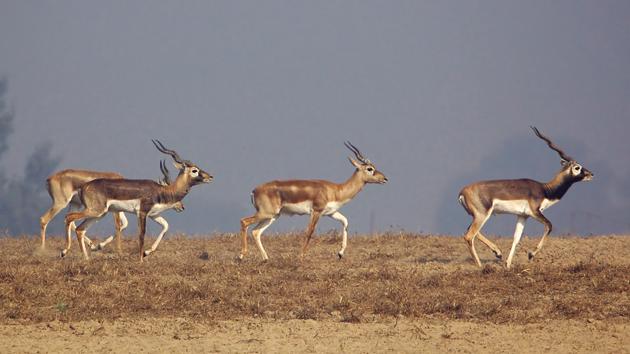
<box><xmin>38</xmin><ymin>127</ymin><xmax>592</xmax><ymax>268</ymax></box>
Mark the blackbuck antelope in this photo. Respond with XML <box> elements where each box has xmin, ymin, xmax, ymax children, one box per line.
<box><xmin>239</xmin><ymin>142</ymin><xmax>388</xmax><ymax>261</ymax></box>
<box><xmin>62</xmin><ymin>161</ymin><xmax>186</xmax><ymax>256</ymax></box>
<box><xmin>64</xmin><ymin>140</ymin><xmax>212</xmax><ymax>261</ymax></box>
<box><xmin>458</xmin><ymin>127</ymin><xmax>593</xmax><ymax>269</ymax></box>
<box><xmin>40</xmin><ymin>169</ymin><xmax>128</xmax><ymax>252</ymax></box>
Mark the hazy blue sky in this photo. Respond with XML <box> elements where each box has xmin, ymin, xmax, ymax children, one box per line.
<box><xmin>1</xmin><ymin>1</ymin><xmax>629</xmax><ymax>237</ymax></box>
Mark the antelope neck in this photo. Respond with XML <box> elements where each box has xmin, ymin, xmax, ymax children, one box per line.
<box><xmin>543</xmin><ymin>172</ymin><xmax>574</xmax><ymax>200</ymax></box>
<box><xmin>336</xmin><ymin>170</ymin><xmax>366</xmax><ymax>201</ymax></box>
<box><xmin>158</xmin><ymin>175</ymin><xmax>190</xmax><ymax>203</ymax></box>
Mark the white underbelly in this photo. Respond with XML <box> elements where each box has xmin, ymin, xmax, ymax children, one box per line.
<box><xmin>492</xmin><ymin>199</ymin><xmax>532</xmax><ymax>216</ymax></box>
<box><xmin>280</xmin><ymin>200</ymin><xmax>348</xmax><ymax>216</ymax></box>
<box><xmin>281</xmin><ymin>201</ymin><xmax>313</xmax><ymax>215</ymax></box>
<box><xmin>148</xmin><ymin>203</ymin><xmax>178</xmax><ymax>216</ymax></box>
<box><xmin>107</xmin><ymin>199</ymin><xmax>141</xmax><ymax>213</ymax></box>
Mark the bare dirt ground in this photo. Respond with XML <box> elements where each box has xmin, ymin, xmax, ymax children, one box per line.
<box><xmin>0</xmin><ymin>232</ymin><xmax>628</xmax><ymax>353</ymax></box>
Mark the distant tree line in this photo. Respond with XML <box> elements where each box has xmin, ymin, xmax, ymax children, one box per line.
<box><xmin>0</xmin><ymin>78</ymin><xmax>60</xmax><ymax>236</ymax></box>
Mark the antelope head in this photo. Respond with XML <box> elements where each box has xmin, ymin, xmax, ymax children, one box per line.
<box><xmin>530</xmin><ymin>126</ymin><xmax>593</xmax><ymax>183</ymax></box>
<box><xmin>344</xmin><ymin>141</ymin><xmax>388</xmax><ymax>184</ymax></box>
<box><xmin>152</xmin><ymin>139</ymin><xmax>213</xmax><ymax>186</ymax></box>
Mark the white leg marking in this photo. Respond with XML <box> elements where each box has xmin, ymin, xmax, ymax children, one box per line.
<box><xmin>96</xmin><ymin>212</ymin><xmax>129</xmax><ymax>251</ymax></box>
<box><xmin>144</xmin><ymin>216</ymin><xmax>169</xmax><ymax>257</ymax></box>
<box><xmin>252</xmin><ymin>218</ymin><xmax>276</xmax><ymax>260</ymax></box>
<box><xmin>94</xmin><ymin>235</ymin><xmax>115</xmax><ymax>251</ymax></box>
<box><xmin>506</xmin><ymin>216</ymin><xmax>527</xmax><ymax>269</ymax></box>
<box><xmin>84</xmin><ymin>235</ymin><xmax>95</xmax><ymax>249</ymax></box>
<box><xmin>79</xmin><ymin>232</ymin><xmax>90</xmax><ymax>260</ymax></box>
<box><xmin>119</xmin><ymin>212</ymin><xmax>129</xmax><ymax>231</ymax></box>
<box><xmin>61</xmin><ymin>221</ymin><xmax>73</xmax><ymax>257</ymax></box>
<box><xmin>329</xmin><ymin>212</ymin><xmax>349</xmax><ymax>258</ymax></box>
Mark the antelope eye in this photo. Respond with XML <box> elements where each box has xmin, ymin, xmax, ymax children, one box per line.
<box><xmin>192</xmin><ymin>169</ymin><xmax>199</xmax><ymax>174</ymax></box>
<box><xmin>366</xmin><ymin>167</ymin><xmax>374</xmax><ymax>172</ymax></box>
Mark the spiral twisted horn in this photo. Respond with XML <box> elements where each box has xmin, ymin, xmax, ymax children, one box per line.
<box><xmin>530</xmin><ymin>126</ymin><xmax>574</xmax><ymax>162</ymax></box>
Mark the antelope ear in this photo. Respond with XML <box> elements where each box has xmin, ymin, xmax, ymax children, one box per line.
<box><xmin>560</xmin><ymin>159</ymin><xmax>569</xmax><ymax>167</ymax></box>
<box><xmin>348</xmin><ymin>157</ymin><xmax>362</xmax><ymax>169</ymax></box>
<box><xmin>172</xmin><ymin>161</ymin><xmax>184</xmax><ymax>170</ymax></box>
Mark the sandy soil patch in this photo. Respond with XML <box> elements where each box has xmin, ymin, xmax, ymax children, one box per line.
<box><xmin>1</xmin><ymin>317</ymin><xmax>628</xmax><ymax>353</ymax></box>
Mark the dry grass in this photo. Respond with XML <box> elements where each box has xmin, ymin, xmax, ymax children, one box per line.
<box><xmin>0</xmin><ymin>232</ymin><xmax>628</xmax><ymax>325</ymax></box>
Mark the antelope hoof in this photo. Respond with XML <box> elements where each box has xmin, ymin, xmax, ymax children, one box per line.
<box><xmin>60</xmin><ymin>250</ymin><xmax>67</xmax><ymax>258</ymax></box>
<box><xmin>143</xmin><ymin>250</ymin><xmax>151</xmax><ymax>257</ymax></box>
<box><xmin>337</xmin><ymin>252</ymin><xmax>344</xmax><ymax>259</ymax></box>
<box><xmin>528</xmin><ymin>251</ymin><xmax>535</xmax><ymax>261</ymax></box>
<box><xmin>494</xmin><ymin>251</ymin><xmax>503</xmax><ymax>260</ymax></box>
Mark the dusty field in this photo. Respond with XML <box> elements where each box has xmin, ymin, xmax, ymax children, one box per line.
<box><xmin>0</xmin><ymin>232</ymin><xmax>629</xmax><ymax>353</ymax></box>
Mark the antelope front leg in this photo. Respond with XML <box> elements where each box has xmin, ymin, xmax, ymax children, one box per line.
<box><xmin>528</xmin><ymin>212</ymin><xmax>552</xmax><ymax>262</ymax></box>
<box><xmin>506</xmin><ymin>216</ymin><xmax>527</xmax><ymax>269</ymax></box>
<box><xmin>138</xmin><ymin>213</ymin><xmax>147</xmax><ymax>262</ymax></box>
<box><xmin>329</xmin><ymin>212</ymin><xmax>349</xmax><ymax>259</ymax></box>
<box><xmin>143</xmin><ymin>216</ymin><xmax>168</xmax><ymax>257</ymax></box>
<box><xmin>301</xmin><ymin>211</ymin><xmax>321</xmax><ymax>259</ymax></box>
<box><xmin>114</xmin><ymin>212</ymin><xmax>128</xmax><ymax>253</ymax></box>
<box><xmin>91</xmin><ymin>235</ymin><xmax>113</xmax><ymax>252</ymax></box>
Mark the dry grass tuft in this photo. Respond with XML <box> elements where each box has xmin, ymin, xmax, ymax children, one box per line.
<box><xmin>0</xmin><ymin>233</ymin><xmax>628</xmax><ymax>325</ymax></box>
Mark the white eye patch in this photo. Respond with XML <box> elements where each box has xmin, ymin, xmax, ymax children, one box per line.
<box><xmin>366</xmin><ymin>166</ymin><xmax>375</xmax><ymax>175</ymax></box>
<box><xmin>190</xmin><ymin>168</ymin><xmax>199</xmax><ymax>177</ymax></box>
<box><xmin>572</xmin><ymin>164</ymin><xmax>582</xmax><ymax>175</ymax></box>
